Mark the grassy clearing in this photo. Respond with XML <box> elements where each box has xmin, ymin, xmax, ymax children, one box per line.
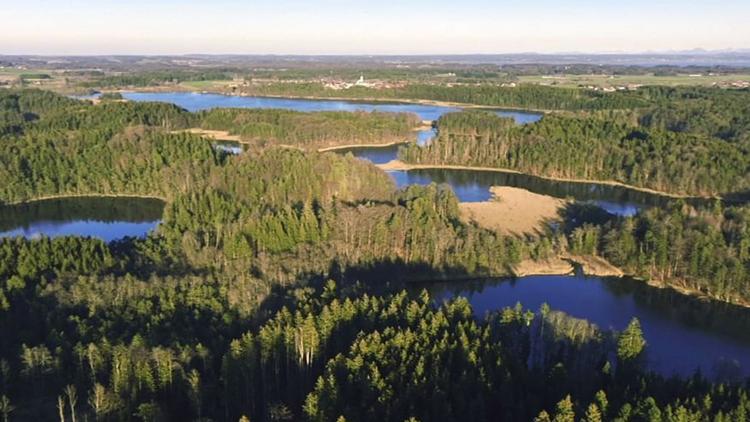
<box><xmin>180</xmin><ymin>80</ymin><xmax>235</xmax><ymax>89</ymax></box>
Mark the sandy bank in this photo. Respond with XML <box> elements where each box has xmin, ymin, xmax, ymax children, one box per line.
<box><xmin>512</xmin><ymin>258</ymin><xmax>574</xmax><ymax>277</ymax></box>
<box><xmin>178</xmin><ymin>130</ymin><xmax>421</xmax><ymax>152</ymax></box>
<box><xmin>459</xmin><ymin>186</ymin><xmax>566</xmax><ymax>236</ymax></box>
<box><xmin>562</xmin><ymin>254</ymin><xmax>624</xmax><ymax>277</ymax></box>
<box><xmin>176</xmin><ymin>128</ymin><xmax>244</xmax><ymax>142</ymax></box>
<box><xmin>2</xmin><ymin>193</ymin><xmax>167</xmax><ymax>206</ymax></box>
<box><xmin>512</xmin><ymin>254</ymin><xmax>623</xmax><ymax>278</ymax></box>
<box><xmin>318</xmin><ymin>140</ymin><xmax>409</xmax><ymax>152</ymax></box>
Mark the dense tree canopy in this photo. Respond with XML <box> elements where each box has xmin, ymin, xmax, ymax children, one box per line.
<box><xmin>199</xmin><ymin>108</ymin><xmax>419</xmax><ymax>149</ymax></box>
<box><xmin>232</xmin><ymin>82</ymin><xmax>651</xmax><ymax>111</ymax></box>
<box><xmin>1</xmin><ymin>88</ymin><xmax>750</xmax><ymax>420</ymax></box>
<box><xmin>400</xmin><ymin>92</ymin><xmax>750</xmax><ymax>196</ymax></box>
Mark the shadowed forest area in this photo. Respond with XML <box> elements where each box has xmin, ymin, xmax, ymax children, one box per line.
<box><xmin>1</xmin><ymin>89</ymin><xmax>750</xmax><ymax>420</ymax></box>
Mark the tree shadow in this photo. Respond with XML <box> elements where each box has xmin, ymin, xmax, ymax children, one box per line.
<box><xmin>557</xmin><ymin>202</ymin><xmax>617</xmax><ymax>233</ymax></box>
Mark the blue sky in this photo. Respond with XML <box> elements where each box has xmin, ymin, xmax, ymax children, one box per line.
<box><xmin>2</xmin><ymin>0</ymin><xmax>748</xmax><ymax>54</ymax></box>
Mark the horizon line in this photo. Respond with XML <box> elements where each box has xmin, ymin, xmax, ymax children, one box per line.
<box><xmin>3</xmin><ymin>49</ymin><xmax>750</xmax><ymax>58</ymax></box>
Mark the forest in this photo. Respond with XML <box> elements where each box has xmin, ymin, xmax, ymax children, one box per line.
<box><xmin>590</xmin><ymin>201</ymin><xmax>750</xmax><ymax>306</ymax></box>
<box><xmin>198</xmin><ymin>108</ymin><xmax>419</xmax><ymax>149</ymax></box>
<box><xmin>79</xmin><ymin>70</ymin><xmax>234</xmax><ymax>88</ymax></box>
<box><xmin>400</xmin><ymin>86</ymin><xmax>750</xmax><ymax>196</ymax></box>
<box><xmin>1</xmin><ymin>89</ymin><xmax>750</xmax><ymax>420</ymax></box>
<box><xmin>0</xmin><ymin>90</ymin><xmax>419</xmax><ymax>204</ymax></box>
<box><xmin>230</xmin><ymin>82</ymin><xmax>651</xmax><ymax>111</ymax></box>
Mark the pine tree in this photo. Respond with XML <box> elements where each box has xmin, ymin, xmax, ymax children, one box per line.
<box><xmin>582</xmin><ymin>402</ymin><xmax>602</xmax><ymax>422</ymax></box>
<box><xmin>552</xmin><ymin>395</ymin><xmax>575</xmax><ymax>422</ymax></box>
<box><xmin>618</xmin><ymin>318</ymin><xmax>646</xmax><ymax>362</ymax></box>
<box><xmin>0</xmin><ymin>396</ymin><xmax>14</xmax><ymax>422</ymax></box>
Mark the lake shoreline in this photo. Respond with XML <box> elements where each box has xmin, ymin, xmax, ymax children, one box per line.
<box><xmin>122</xmin><ymin>86</ymin><xmax>553</xmax><ymax>115</ymax></box>
<box><xmin>177</xmin><ymin>128</ymin><xmax>426</xmax><ymax>152</ymax></box>
<box><xmin>640</xmin><ymin>276</ymin><xmax>750</xmax><ymax>309</ymax></box>
<box><xmin>514</xmin><ymin>255</ymin><xmax>750</xmax><ymax>310</ymax></box>
<box><xmin>318</xmin><ymin>140</ymin><xmax>410</xmax><ymax>152</ymax></box>
<box><xmin>404</xmin><ymin>254</ymin><xmax>750</xmax><ymax>310</ymax></box>
<box><xmin>377</xmin><ymin>159</ymin><xmax>718</xmax><ymax>200</ymax></box>
<box><xmin>2</xmin><ymin>193</ymin><xmax>167</xmax><ymax>207</ymax></box>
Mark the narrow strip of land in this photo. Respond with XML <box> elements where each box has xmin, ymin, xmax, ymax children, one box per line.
<box><xmin>318</xmin><ymin>141</ymin><xmax>409</xmax><ymax>152</ymax></box>
<box><xmin>3</xmin><ymin>193</ymin><xmax>167</xmax><ymax>206</ymax></box>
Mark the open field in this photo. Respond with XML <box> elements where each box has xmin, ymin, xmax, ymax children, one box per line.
<box><xmin>172</xmin><ymin>128</ymin><xmax>244</xmax><ymax>142</ymax></box>
<box><xmin>179</xmin><ymin>74</ymin><xmax>750</xmax><ymax>93</ymax></box>
<box><xmin>180</xmin><ymin>79</ymin><xmax>236</xmax><ymax>90</ymax></box>
<box><xmin>0</xmin><ymin>67</ymin><xmax>83</xmax><ymax>92</ymax></box>
<box><xmin>518</xmin><ymin>73</ymin><xmax>750</xmax><ymax>87</ymax></box>
<box><xmin>458</xmin><ymin>186</ymin><xmax>566</xmax><ymax>236</ymax></box>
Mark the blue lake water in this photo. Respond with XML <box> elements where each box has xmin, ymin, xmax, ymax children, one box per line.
<box><xmin>18</xmin><ymin>92</ymin><xmax>750</xmax><ymax>381</ymax></box>
<box><xmin>332</xmin><ymin>144</ymin><xmax>682</xmax><ymax>215</ymax></box>
<box><xmin>122</xmin><ymin>91</ymin><xmax>543</xmax><ymax>124</ymax></box>
<box><xmin>387</xmin><ymin>168</ymin><xmax>654</xmax><ymax>214</ymax></box>
<box><xmin>333</xmin><ymin>143</ymin><xmax>721</xmax><ymax>216</ymax></box>
<box><xmin>416</xmin><ymin>274</ymin><xmax>750</xmax><ymax>379</ymax></box>
<box><xmin>123</xmin><ymin>91</ymin><xmax>706</xmax><ymax>216</ymax></box>
<box><xmin>0</xmin><ymin>197</ymin><xmax>164</xmax><ymax>242</ymax></box>
<box><xmin>416</xmin><ymin>128</ymin><xmax>437</xmax><ymax>146</ymax></box>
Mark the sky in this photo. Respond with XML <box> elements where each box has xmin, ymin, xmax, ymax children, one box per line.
<box><xmin>2</xmin><ymin>0</ymin><xmax>749</xmax><ymax>55</ymax></box>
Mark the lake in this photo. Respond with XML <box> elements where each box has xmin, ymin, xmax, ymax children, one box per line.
<box><xmin>414</xmin><ymin>273</ymin><xmax>750</xmax><ymax>379</ymax></box>
<box><xmin>115</xmin><ymin>91</ymin><xmax>714</xmax><ymax>215</ymax></box>
<box><xmin>123</xmin><ymin>91</ymin><xmax>720</xmax><ymax>215</ymax></box>
<box><xmin>121</xmin><ymin>91</ymin><xmax>543</xmax><ymax>124</ymax></box>
<box><xmin>386</xmin><ymin>167</ymin><xmax>695</xmax><ymax>215</ymax></box>
<box><xmin>22</xmin><ymin>93</ymin><xmax>750</xmax><ymax>381</ymax></box>
<box><xmin>335</xmin><ymin>144</ymin><xmax>701</xmax><ymax>216</ymax></box>
<box><xmin>0</xmin><ymin>196</ymin><xmax>164</xmax><ymax>242</ymax></box>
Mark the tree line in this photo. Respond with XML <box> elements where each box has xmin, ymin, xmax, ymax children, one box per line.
<box><xmin>399</xmin><ymin>102</ymin><xmax>750</xmax><ymax>196</ymax></box>
<box><xmin>232</xmin><ymin>82</ymin><xmax>651</xmax><ymax>111</ymax></box>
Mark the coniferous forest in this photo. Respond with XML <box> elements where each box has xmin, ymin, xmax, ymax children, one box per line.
<box><xmin>399</xmin><ymin>87</ymin><xmax>750</xmax><ymax>196</ymax></box>
<box><xmin>2</xmin><ymin>88</ymin><xmax>750</xmax><ymax>421</ymax></box>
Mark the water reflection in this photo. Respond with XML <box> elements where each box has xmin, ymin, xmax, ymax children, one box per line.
<box><xmin>385</xmin><ymin>168</ymin><xmax>706</xmax><ymax>214</ymax></box>
<box><xmin>416</xmin><ymin>129</ymin><xmax>437</xmax><ymax>146</ymax></box>
<box><xmin>0</xmin><ymin>197</ymin><xmax>164</xmax><ymax>242</ymax></box>
<box><xmin>123</xmin><ymin>92</ymin><xmax>544</xmax><ymax>124</ymax></box>
<box><xmin>411</xmin><ymin>274</ymin><xmax>750</xmax><ymax>379</ymax></box>
<box><xmin>213</xmin><ymin>141</ymin><xmax>245</xmax><ymax>155</ymax></box>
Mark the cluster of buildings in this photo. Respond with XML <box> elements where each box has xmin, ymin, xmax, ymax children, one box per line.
<box><xmin>716</xmin><ymin>80</ymin><xmax>750</xmax><ymax>88</ymax></box>
<box><xmin>322</xmin><ymin>75</ymin><xmax>405</xmax><ymax>90</ymax></box>
<box><xmin>585</xmin><ymin>84</ymin><xmax>643</xmax><ymax>92</ymax></box>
